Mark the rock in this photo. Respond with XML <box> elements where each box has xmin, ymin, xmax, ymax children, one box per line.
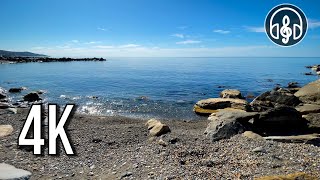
<box><xmin>194</xmin><ymin>98</ymin><xmax>249</xmax><ymax>115</ymax></box>
<box><xmin>145</xmin><ymin>119</ymin><xmax>170</xmax><ymax>136</ymax></box>
<box><xmin>287</xmin><ymin>82</ymin><xmax>299</xmax><ymax>88</ymax></box>
<box><xmin>219</xmin><ymin>89</ymin><xmax>244</xmax><ymax>99</ymax></box>
<box><xmin>5</xmin><ymin>108</ymin><xmax>18</xmax><ymax>114</ymax></box>
<box><xmin>204</xmin><ymin>109</ymin><xmax>259</xmax><ymax>141</ymax></box>
<box><xmin>0</xmin><ymin>125</ymin><xmax>14</xmax><ymax>137</ymax></box>
<box><xmin>120</xmin><ymin>172</ymin><xmax>133</xmax><ymax>179</ymax></box>
<box><xmin>158</xmin><ymin>139</ymin><xmax>168</xmax><ymax>147</ymax></box>
<box><xmin>295</xmin><ymin>80</ymin><xmax>320</xmax><ymax>104</ymax></box>
<box><xmin>8</xmin><ymin>87</ymin><xmax>25</xmax><ymax>93</ymax></box>
<box><xmin>304</xmin><ymin>72</ymin><xmax>314</xmax><ymax>76</ymax></box>
<box><xmin>311</xmin><ymin>65</ymin><xmax>320</xmax><ymax>71</ymax></box>
<box><xmin>0</xmin><ymin>163</ymin><xmax>32</xmax><ymax>180</ymax></box>
<box><xmin>253</xmin><ymin>107</ymin><xmax>306</xmax><ymax>134</ymax></box>
<box><xmin>36</xmin><ymin>90</ymin><xmax>46</xmax><ymax>94</ymax></box>
<box><xmin>242</xmin><ymin>131</ymin><xmax>264</xmax><ymax>140</ymax></box>
<box><xmin>252</xmin><ymin>146</ymin><xmax>266</xmax><ymax>153</ymax></box>
<box><xmin>255</xmin><ymin>172</ymin><xmax>318</xmax><ymax>180</ymax></box>
<box><xmin>264</xmin><ymin>134</ymin><xmax>320</xmax><ymax>144</ymax></box>
<box><xmin>296</xmin><ymin>104</ymin><xmax>320</xmax><ymax>115</ymax></box>
<box><xmin>302</xmin><ymin>113</ymin><xmax>320</xmax><ymax>129</ymax></box>
<box><xmin>23</xmin><ymin>92</ymin><xmax>41</xmax><ymax>102</ymax></box>
<box><xmin>0</xmin><ymin>102</ymin><xmax>10</xmax><ymax>109</ymax></box>
<box><xmin>250</xmin><ymin>90</ymin><xmax>301</xmax><ymax>111</ymax></box>
<box><xmin>0</xmin><ymin>88</ymin><xmax>6</xmax><ymax>99</ymax></box>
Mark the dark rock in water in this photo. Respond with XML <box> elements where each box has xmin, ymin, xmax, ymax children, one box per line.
<box><xmin>253</xmin><ymin>106</ymin><xmax>307</xmax><ymax>135</ymax></box>
<box><xmin>250</xmin><ymin>89</ymin><xmax>301</xmax><ymax>111</ymax></box>
<box><xmin>0</xmin><ymin>102</ymin><xmax>10</xmax><ymax>109</ymax></box>
<box><xmin>304</xmin><ymin>72</ymin><xmax>314</xmax><ymax>76</ymax></box>
<box><xmin>246</xmin><ymin>93</ymin><xmax>255</xmax><ymax>99</ymax></box>
<box><xmin>9</xmin><ymin>87</ymin><xmax>25</xmax><ymax>93</ymax></box>
<box><xmin>23</xmin><ymin>92</ymin><xmax>41</xmax><ymax>102</ymax></box>
<box><xmin>204</xmin><ymin>109</ymin><xmax>259</xmax><ymax>141</ymax></box>
<box><xmin>294</xmin><ymin>79</ymin><xmax>320</xmax><ymax>105</ymax></box>
<box><xmin>287</xmin><ymin>82</ymin><xmax>299</xmax><ymax>88</ymax></box>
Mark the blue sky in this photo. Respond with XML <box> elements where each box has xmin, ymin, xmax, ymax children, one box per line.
<box><xmin>1</xmin><ymin>0</ymin><xmax>320</xmax><ymax>57</ymax></box>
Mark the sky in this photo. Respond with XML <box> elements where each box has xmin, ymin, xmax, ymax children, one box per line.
<box><xmin>1</xmin><ymin>0</ymin><xmax>320</xmax><ymax>57</ymax></box>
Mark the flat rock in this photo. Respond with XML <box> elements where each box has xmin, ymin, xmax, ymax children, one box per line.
<box><xmin>294</xmin><ymin>79</ymin><xmax>320</xmax><ymax>105</ymax></box>
<box><xmin>296</xmin><ymin>104</ymin><xmax>320</xmax><ymax>115</ymax></box>
<box><xmin>0</xmin><ymin>125</ymin><xmax>14</xmax><ymax>137</ymax></box>
<box><xmin>302</xmin><ymin>113</ymin><xmax>320</xmax><ymax>129</ymax></box>
<box><xmin>242</xmin><ymin>131</ymin><xmax>264</xmax><ymax>140</ymax></box>
<box><xmin>0</xmin><ymin>163</ymin><xmax>32</xmax><ymax>180</ymax></box>
<box><xmin>219</xmin><ymin>89</ymin><xmax>244</xmax><ymax>99</ymax></box>
<box><xmin>264</xmin><ymin>134</ymin><xmax>320</xmax><ymax>144</ymax></box>
<box><xmin>0</xmin><ymin>102</ymin><xmax>10</xmax><ymax>109</ymax></box>
<box><xmin>194</xmin><ymin>98</ymin><xmax>249</xmax><ymax>115</ymax></box>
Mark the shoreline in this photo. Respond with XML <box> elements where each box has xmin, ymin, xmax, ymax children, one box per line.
<box><xmin>0</xmin><ymin>57</ymin><xmax>106</xmax><ymax>64</ymax></box>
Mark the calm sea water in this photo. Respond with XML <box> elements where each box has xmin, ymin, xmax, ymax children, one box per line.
<box><xmin>0</xmin><ymin>57</ymin><xmax>319</xmax><ymax>120</ymax></box>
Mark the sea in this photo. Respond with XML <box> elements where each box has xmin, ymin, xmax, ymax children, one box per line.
<box><xmin>0</xmin><ymin>57</ymin><xmax>319</xmax><ymax>120</ymax></box>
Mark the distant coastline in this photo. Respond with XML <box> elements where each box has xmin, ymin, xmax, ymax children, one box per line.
<box><xmin>0</xmin><ymin>56</ymin><xmax>106</xmax><ymax>64</ymax></box>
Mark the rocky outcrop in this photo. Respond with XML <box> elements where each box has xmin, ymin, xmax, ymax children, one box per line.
<box><xmin>219</xmin><ymin>89</ymin><xmax>244</xmax><ymax>99</ymax></box>
<box><xmin>194</xmin><ymin>98</ymin><xmax>249</xmax><ymax>115</ymax></box>
<box><xmin>296</xmin><ymin>104</ymin><xmax>320</xmax><ymax>115</ymax></box>
<box><xmin>23</xmin><ymin>92</ymin><xmax>41</xmax><ymax>102</ymax></box>
<box><xmin>250</xmin><ymin>89</ymin><xmax>301</xmax><ymax>111</ymax></box>
<box><xmin>294</xmin><ymin>79</ymin><xmax>320</xmax><ymax>105</ymax></box>
<box><xmin>0</xmin><ymin>125</ymin><xmax>14</xmax><ymax>137</ymax></box>
<box><xmin>204</xmin><ymin>109</ymin><xmax>259</xmax><ymax>141</ymax></box>
<box><xmin>302</xmin><ymin>113</ymin><xmax>320</xmax><ymax>129</ymax></box>
<box><xmin>0</xmin><ymin>163</ymin><xmax>32</xmax><ymax>180</ymax></box>
<box><xmin>145</xmin><ymin>119</ymin><xmax>170</xmax><ymax>136</ymax></box>
<box><xmin>256</xmin><ymin>172</ymin><xmax>318</xmax><ymax>180</ymax></box>
<box><xmin>9</xmin><ymin>87</ymin><xmax>25</xmax><ymax>93</ymax></box>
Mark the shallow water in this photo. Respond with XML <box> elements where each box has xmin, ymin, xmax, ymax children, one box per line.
<box><xmin>0</xmin><ymin>57</ymin><xmax>319</xmax><ymax>120</ymax></box>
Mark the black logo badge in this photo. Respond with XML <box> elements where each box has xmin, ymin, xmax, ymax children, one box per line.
<box><xmin>265</xmin><ymin>4</ymin><xmax>308</xmax><ymax>47</ymax></box>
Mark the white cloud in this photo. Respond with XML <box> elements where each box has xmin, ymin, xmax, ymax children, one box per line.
<box><xmin>71</xmin><ymin>40</ymin><xmax>79</xmax><ymax>43</ymax></box>
<box><xmin>171</xmin><ymin>33</ymin><xmax>184</xmax><ymax>38</ymax></box>
<box><xmin>213</xmin><ymin>29</ymin><xmax>230</xmax><ymax>34</ymax></box>
<box><xmin>97</xmin><ymin>27</ymin><xmax>107</xmax><ymax>31</ymax></box>
<box><xmin>176</xmin><ymin>40</ymin><xmax>201</xmax><ymax>45</ymax></box>
<box><xmin>119</xmin><ymin>44</ymin><xmax>140</xmax><ymax>48</ymax></box>
<box><xmin>94</xmin><ymin>45</ymin><xmax>115</xmax><ymax>49</ymax></box>
<box><xmin>85</xmin><ymin>41</ymin><xmax>102</xmax><ymax>44</ymax></box>
<box><xmin>308</xmin><ymin>19</ymin><xmax>320</xmax><ymax>29</ymax></box>
<box><xmin>245</xmin><ymin>26</ymin><xmax>265</xmax><ymax>33</ymax></box>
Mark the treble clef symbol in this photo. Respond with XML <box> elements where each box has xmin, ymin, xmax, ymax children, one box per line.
<box><xmin>280</xmin><ymin>15</ymin><xmax>292</xmax><ymax>44</ymax></box>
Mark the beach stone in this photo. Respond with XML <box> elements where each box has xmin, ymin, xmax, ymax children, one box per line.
<box><xmin>251</xmin><ymin>89</ymin><xmax>301</xmax><ymax>111</ymax></box>
<box><xmin>0</xmin><ymin>125</ymin><xmax>14</xmax><ymax>137</ymax></box>
<box><xmin>194</xmin><ymin>98</ymin><xmax>249</xmax><ymax>115</ymax></box>
<box><xmin>205</xmin><ymin>109</ymin><xmax>259</xmax><ymax>142</ymax></box>
<box><xmin>264</xmin><ymin>134</ymin><xmax>320</xmax><ymax>145</ymax></box>
<box><xmin>0</xmin><ymin>88</ymin><xmax>6</xmax><ymax>99</ymax></box>
<box><xmin>146</xmin><ymin>119</ymin><xmax>170</xmax><ymax>136</ymax></box>
<box><xmin>0</xmin><ymin>163</ymin><xmax>32</xmax><ymax>180</ymax></box>
<box><xmin>242</xmin><ymin>131</ymin><xmax>264</xmax><ymax>140</ymax></box>
<box><xmin>294</xmin><ymin>79</ymin><xmax>320</xmax><ymax>105</ymax></box>
<box><xmin>252</xmin><ymin>146</ymin><xmax>266</xmax><ymax>153</ymax></box>
<box><xmin>253</xmin><ymin>107</ymin><xmax>306</xmax><ymax>133</ymax></box>
<box><xmin>302</xmin><ymin>113</ymin><xmax>320</xmax><ymax>129</ymax></box>
<box><xmin>0</xmin><ymin>102</ymin><xmax>10</xmax><ymax>109</ymax></box>
<box><xmin>158</xmin><ymin>139</ymin><xmax>168</xmax><ymax>147</ymax></box>
<box><xmin>23</xmin><ymin>92</ymin><xmax>41</xmax><ymax>102</ymax></box>
<box><xmin>219</xmin><ymin>89</ymin><xmax>243</xmax><ymax>99</ymax></box>
<box><xmin>296</xmin><ymin>104</ymin><xmax>320</xmax><ymax>115</ymax></box>
<box><xmin>8</xmin><ymin>87</ymin><xmax>25</xmax><ymax>93</ymax></box>
<box><xmin>255</xmin><ymin>172</ymin><xmax>318</xmax><ymax>180</ymax></box>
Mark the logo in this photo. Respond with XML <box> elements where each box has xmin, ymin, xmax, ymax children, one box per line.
<box><xmin>265</xmin><ymin>4</ymin><xmax>308</xmax><ymax>47</ymax></box>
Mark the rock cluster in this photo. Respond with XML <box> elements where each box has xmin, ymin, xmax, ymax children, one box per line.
<box><xmin>195</xmin><ymin>79</ymin><xmax>320</xmax><ymax>144</ymax></box>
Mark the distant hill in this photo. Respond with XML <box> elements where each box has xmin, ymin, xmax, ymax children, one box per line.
<box><xmin>0</xmin><ymin>50</ymin><xmax>47</xmax><ymax>57</ymax></box>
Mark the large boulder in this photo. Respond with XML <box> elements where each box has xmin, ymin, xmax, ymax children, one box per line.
<box><xmin>0</xmin><ymin>163</ymin><xmax>32</xmax><ymax>179</ymax></box>
<box><xmin>204</xmin><ymin>108</ymin><xmax>259</xmax><ymax>141</ymax></box>
<box><xmin>194</xmin><ymin>98</ymin><xmax>249</xmax><ymax>115</ymax></box>
<box><xmin>145</xmin><ymin>119</ymin><xmax>170</xmax><ymax>136</ymax></box>
<box><xmin>294</xmin><ymin>79</ymin><xmax>320</xmax><ymax>105</ymax></box>
<box><xmin>23</xmin><ymin>92</ymin><xmax>41</xmax><ymax>102</ymax></box>
<box><xmin>219</xmin><ymin>89</ymin><xmax>244</xmax><ymax>99</ymax></box>
<box><xmin>251</xmin><ymin>89</ymin><xmax>301</xmax><ymax>111</ymax></box>
<box><xmin>8</xmin><ymin>87</ymin><xmax>25</xmax><ymax>93</ymax></box>
<box><xmin>302</xmin><ymin>113</ymin><xmax>320</xmax><ymax>129</ymax></box>
<box><xmin>296</xmin><ymin>104</ymin><xmax>320</xmax><ymax>115</ymax></box>
<box><xmin>253</xmin><ymin>106</ymin><xmax>307</xmax><ymax>134</ymax></box>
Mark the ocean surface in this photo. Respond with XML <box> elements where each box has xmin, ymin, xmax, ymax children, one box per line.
<box><xmin>0</xmin><ymin>57</ymin><xmax>319</xmax><ymax>120</ymax></box>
